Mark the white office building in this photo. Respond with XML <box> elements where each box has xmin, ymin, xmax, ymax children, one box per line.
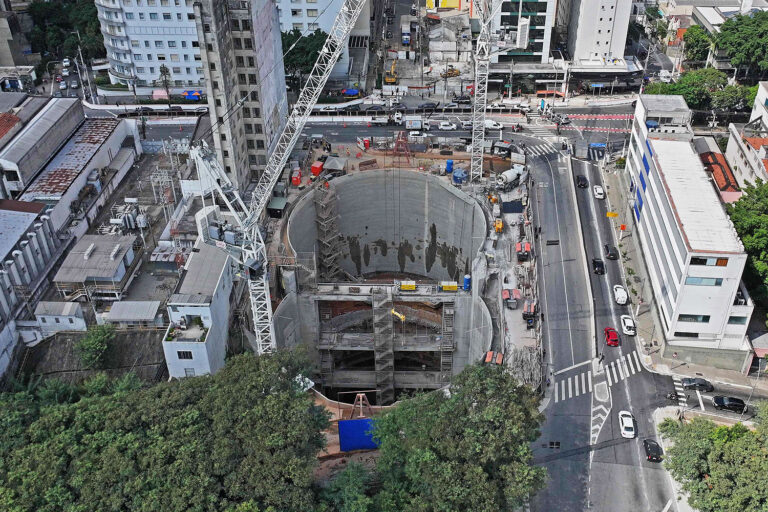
<box><xmin>566</xmin><ymin>0</ymin><xmax>635</xmax><ymax>73</ymax></box>
<box><xmin>489</xmin><ymin>0</ymin><xmax>556</xmax><ymax>65</ymax></box>
<box><xmin>725</xmin><ymin>81</ymin><xmax>768</xmax><ymax>187</ymax></box>
<box><xmin>275</xmin><ymin>0</ymin><xmax>370</xmax><ymax>83</ymax></box>
<box><xmin>95</xmin><ymin>0</ymin><xmax>203</xmax><ymax>92</ymax></box>
<box><xmin>626</xmin><ymin>95</ymin><xmax>754</xmax><ymax>368</ymax></box>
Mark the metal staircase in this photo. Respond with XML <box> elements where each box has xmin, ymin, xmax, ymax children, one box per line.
<box><xmin>372</xmin><ymin>290</ymin><xmax>395</xmax><ymax>404</ymax></box>
<box><xmin>440</xmin><ymin>300</ymin><xmax>455</xmax><ymax>383</ymax></box>
<box><xmin>314</xmin><ymin>185</ymin><xmax>343</xmax><ymax>280</ymax></box>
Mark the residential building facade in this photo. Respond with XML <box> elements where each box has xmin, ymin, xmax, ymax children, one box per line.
<box><xmin>95</xmin><ymin>0</ymin><xmax>203</xmax><ymax>91</ymax></box>
<box><xmin>490</xmin><ymin>0</ymin><xmax>556</xmax><ymax>64</ymax></box>
<box><xmin>725</xmin><ymin>81</ymin><xmax>768</xmax><ymax>186</ymax></box>
<box><xmin>567</xmin><ymin>0</ymin><xmax>632</xmax><ymax>67</ymax></box>
<box><xmin>194</xmin><ymin>0</ymin><xmax>288</xmax><ymax>191</ymax></box>
<box><xmin>626</xmin><ymin>95</ymin><xmax>753</xmax><ymax>367</ymax></box>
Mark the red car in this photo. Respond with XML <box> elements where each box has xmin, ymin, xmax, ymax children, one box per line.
<box><xmin>604</xmin><ymin>327</ymin><xmax>620</xmax><ymax>347</ymax></box>
<box><xmin>55</xmin><ymin>75</ymin><xmax>63</xmax><ymax>82</ymax></box>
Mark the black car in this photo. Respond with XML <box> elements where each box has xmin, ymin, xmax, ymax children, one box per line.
<box><xmin>453</xmin><ymin>95</ymin><xmax>472</xmax><ymax>104</ymax></box>
<box><xmin>592</xmin><ymin>258</ymin><xmax>605</xmax><ymax>275</ymax></box>
<box><xmin>681</xmin><ymin>377</ymin><xmax>714</xmax><ymax>392</ymax></box>
<box><xmin>643</xmin><ymin>439</ymin><xmax>663</xmax><ymax>462</ymax></box>
<box><xmin>604</xmin><ymin>244</ymin><xmax>619</xmax><ymax>260</ymax></box>
<box><xmin>419</xmin><ymin>102</ymin><xmax>439</xmax><ymax>110</ymax></box>
<box><xmin>576</xmin><ymin>175</ymin><xmax>588</xmax><ymax>188</ymax></box>
<box><xmin>713</xmin><ymin>396</ymin><xmax>747</xmax><ymax>413</ymax></box>
<box><xmin>366</xmin><ymin>105</ymin><xmax>384</xmax><ymax>112</ymax></box>
<box><xmin>168</xmin><ymin>105</ymin><xmax>184</xmax><ymax>112</ymax></box>
<box><xmin>345</xmin><ymin>104</ymin><xmax>360</xmax><ymax>112</ymax></box>
<box><xmin>135</xmin><ymin>106</ymin><xmax>154</xmax><ymax>114</ymax></box>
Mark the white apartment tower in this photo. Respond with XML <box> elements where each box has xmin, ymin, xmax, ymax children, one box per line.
<box><xmin>193</xmin><ymin>0</ymin><xmax>288</xmax><ymax>191</ymax></box>
<box><xmin>95</xmin><ymin>0</ymin><xmax>204</xmax><ymax>91</ymax></box>
<box><xmin>567</xmin><ymin>0</ymin><xmax>631</xmax><ymax>66</ymax></box>
<box><xmin>626</xmin><ymin>95</ymin><xmax>754</xmax><ymax>368</ymax></box>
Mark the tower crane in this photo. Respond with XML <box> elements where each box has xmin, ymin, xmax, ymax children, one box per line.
<box><xmin>189</xmin><ymin>0</ymin><xmax>368</xmax><ymax>354</ymax></box>
<box><xmin>470</xmin><ymin>0</ymin><xmax>504</xmax><ymax>183</ymax></box>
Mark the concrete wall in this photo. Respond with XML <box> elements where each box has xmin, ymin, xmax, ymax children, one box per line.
<box><xmin>452</xmin><ymin>294</ymin><xmax>493</xmax><ymax>374</ymax></box>
<box><xmin>288</xmin><ymin>170</ymin><xmax>487</xmax><ymax>282</ymax></box>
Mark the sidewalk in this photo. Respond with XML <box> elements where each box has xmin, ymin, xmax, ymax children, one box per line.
<box><xmin>601</xmin><ymin>164</ymin><xmax>768</xmax><ymax>395</ymax></box>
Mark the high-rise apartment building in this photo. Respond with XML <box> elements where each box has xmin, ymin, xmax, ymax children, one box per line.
<box><xmin>566</xmin><ymin>0</ymin><xmax>632</xmax><ymax>66</ymax></box>
<box><xmin>490</xmin><ymin>0</ymin><xmax>555</xmax><ymax>64</ymax></box>
<box><xmin>194</xmin><ymin>0</ymin><xmax>288</xmax><ymax>190</ymax></box>
<box><xmin>95</xmin><ymin>0</ymin><xmax>204</xmax><ymax>91</ymax></box>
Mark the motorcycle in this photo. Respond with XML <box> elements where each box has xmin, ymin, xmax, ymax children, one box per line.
<box><xmin>665</xmin><ymin>392</ymin><xmax>678</xmax><ymax>401</ymax></box>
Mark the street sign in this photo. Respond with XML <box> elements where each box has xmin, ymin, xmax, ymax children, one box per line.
<box><xmin>606</xmin><ymin>212</ymin><xmax>619</xmax><ymax>218</ymax></box>
<box><xmin>589</xmin><ymin>142</ymin><xmax>607</xmax><ymax>148</ymax></box>
<box><xmin>540</xmin><ymin>99</ymin><xmax>545</xmax><ymax>110</ymax></box>
<box><xmin>590</xmin><ymin>83</ymin><xmax>605</xmax><ymax>88</ymax></box>
<box><xmin>620</xmin><ymin>224</ymin><xmax>627</xmax><ymax>230</ymax></box>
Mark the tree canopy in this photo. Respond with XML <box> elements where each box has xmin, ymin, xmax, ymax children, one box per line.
<box><xmin>75</xmin><ymin>324</ymin><xmax>115</xmax><ymax>369</ymax></box>
<box><xmin>27</xmin><ymin>0</ymin><xmax>105</xmax><ymax>61</ymax></box>
<box><xmin>716</xmin><ymin>11</ymin><xmax>768</xmax><ymax>76</ymax></box>
<box><xmin>658</xmin><ymin>403</ymin><xmax>768</xmax><ymax>512</ymax></box>
<box><xmin>0</xmin><ymin>352</ymin><xmax>329</xmax><ymax>512</ymax></box>
<box><xmin>642</xmin><ymin>68</ymin><xmax>747</xmax><ymax>110</ymax></box>
<box><xmin>683</xmin><ymin>25</ymin><xmax>711</xmax><ymax>63</ymax></box>
<box><xmin>727</xmin><ymin>180</ymin><xmax>768</xmax><ymax>304</ymax></box>
<box><xmin>281</xmin><ymin>29</ymin><xmax>329</xmax><ymax>77</ymax></box>
<box><xmin>371</xmin><ymin>364</ymin><xmax>546</xmax><ymax>511</ymax></box>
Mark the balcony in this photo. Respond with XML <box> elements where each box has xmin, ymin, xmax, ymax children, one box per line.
<box><xmin>165</xmin><ymin>315</ymin><xmax>209</xmax><ymax>343</ymax></box>
<box><xmin>95</xmin><ymin>0</ymin><xmax>122</xmax><ymax>10</ymax></box>
<box><xmin>98</xmin><ymin>13</ymin><xmax>125</xmax><ymax>25</ymax></box>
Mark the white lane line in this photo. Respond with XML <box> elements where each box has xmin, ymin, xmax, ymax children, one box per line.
<box><xmin>661</xmin><ymin>498</ymin><xmax>673</xmax><ymax>512</ymax></box>
<box><xmin>568</xmin><ymin>377</ymin><xmax>573</xmax><ymax>398</ymax></box>
<box><xmin>697</xmin><ymin>390</ymin><xmax>705</xmax><ymax>411</ymax></box>
<box><xmin>616</xmin><ymin>360</ymin><xmax>625</xmax><ymax>380</ymax></box>
<box><xmin>561</xmin><ymin>379</ymin><xmax>566</xmax><ymax>400</ymax></box>
<box><xmin>554</xmin><ymin>359</ymin><xmax>592</xmax><ymax>375</ymax></box>
<box><xmin>627</xmin><ymin>353</ymin><xmax>636</xmax><ymax>374</ymax></box>
<box><xmin>632</xmin><ymin>351</ymin><xmax>642</xmax><ymax>372</ymax></box>
<box><xmin>554</xmin><ymin>380</ymin><xmax>559</xmax><ymax>402</ymax></box>
<box><xmin>588</xmin><ymin>371</ymin><xmax>593</xmax><ymax>392</ymax></box>
<box><xmin>581</xmin><ymin>372</ymin><xmax>587</xmax><ymax>394</ymax></box>
<box><xmin>606</xmin><ymin>365</ymin><xmax>613</xmax><ymax>386</ymax></box>
<box><xmin>573</xmin><ymin>376</ymin><xmax>580</xmax><ymax>397</ymax></box>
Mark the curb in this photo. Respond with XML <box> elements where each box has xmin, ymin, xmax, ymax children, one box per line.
<box><xmin>566</xmin><ymin>156</ymin><xmax>597</xmax><ymax>358</ymax></box>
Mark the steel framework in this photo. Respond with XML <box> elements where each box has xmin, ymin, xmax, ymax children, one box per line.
<box><xmin>190</xmin><ymin>0</ymin><xmax>367</xmax><ymax>354</ymax></box>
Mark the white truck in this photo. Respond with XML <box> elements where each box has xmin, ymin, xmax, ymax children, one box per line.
<box><xmin>403</xmin><ymin>115</ymin><xmax>428</xmax><ymax>130</ymax></box>
<box><xmin>401</xmin><ymin>21</ymin><xmax>411</xmax><ymax>45</ymax></box>
<box><xmin>371</xmin><ymin>112</ymin><xmax>402</xmax><ymax>125</ymax></box>
<box><xmin>496</xmin><ymin>164</ymin><xmax>527</xmax><ymax>191</ymax></box>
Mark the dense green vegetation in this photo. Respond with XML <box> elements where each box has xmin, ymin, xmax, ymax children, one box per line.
<box><xmin>683</xmin><ymin>25</ymin><xmax>711</xmax><ymax>63</ymax></box>
<box><xmin>75</xmin><ymin>324</ymin><xmax>115</xmax><ymax>369</ymax></box>
<box><xmin>659</xmin><ymin>404</ymin><xmax>768</xmax><ymax>512</ymax></box>
<box><xmin>727</xmin><ymin>181</ymin><xmax>768</xmax><ymax>305</ymax></box>
<box><xmin>644</xmin><ymin>68</ymin><xmax>753</xmax><ymax>110</ymax></box>
<box><xmin>0</xmin><ymin>354</ymin><xmax>544</xmax><ymax>512</ymax></box>
<box><xmin>282</xmin><ymin>29</ymin><xmax>329</xmax><ymax>78</ymax></box>
<box><xmin>716</xmin><ymin>11</ymin><xmax>768</xmax><ymax>77</ymax></box>
<box><xmin>27</xmin><ymin>0</ymin><xmax>105</xmax><ymax>61</ymax></box>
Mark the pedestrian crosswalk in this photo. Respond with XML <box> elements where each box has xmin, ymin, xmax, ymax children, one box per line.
<box><xmin>672</xmin><ymin>376</ymin><xmax>689</xmax><ymax>407</ymax></box>
<box><xmin>526</xmin><ymin>142</ymin><xmax>558</xmax><ymax>156</ymax></box>
<box><xmin>525</xmin><ymin>123</ymin><xmax>554</xmax><ymax>137</ymax></box>
<box><xmin>553</xmin><ymin>351</ymin><xmax>644</xmax><ymax>403</ymax></box>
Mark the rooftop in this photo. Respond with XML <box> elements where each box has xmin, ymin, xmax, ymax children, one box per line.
<box><xmin>743</xmin><ymin>136</ymin><xmax>768</xmax><ymax>151</ymax></box>
<box><xmin>0</xmin><ymin>91</ymin><xmax>26</xmax><ymax>112</ymax></box>
<box><xmin>176</xmin><ymin>240</ymin><xmax>229</xmax><ymax>297</ymax></box>
<box><xmin>700</xmin><ymin>151</ymin><xmax>739</xmax><ymax>192</ymax></box>
<box><xmin>0</xmin><ymin>199</ymin><xmax>44</xmax><ymax>261</ymax></box>
<box><xmin>639</xmin><ymin>94</ymin><xmax>690</xmax><ymax>113</ymax></box>
<box><xmin>651</xmin><ymin>139</ymin><xmax>743</xmax><ymax>253</ymax></box>
<box><xmin>106</xmin><ymin>300</ymin><xmax>161</xmax><ymax>322</ymax></box>
<box><xmin>0</xmin><ymin>112</ymin><xmax>20</xmax><ymax>140</ymax></box>
<box><xmin>35</xmin><ymin>301</ymin><xmax>82</xmax><ymax>317</ymax></box>
<box><xmin>54</xmin><ymin>234</ymin><xmax>136</xmax><ymax>283</ymax></box>
<box><xmin>20</xmin><ymin>118</ymin><xmax>120</xmax><ymax>202</ymax></box>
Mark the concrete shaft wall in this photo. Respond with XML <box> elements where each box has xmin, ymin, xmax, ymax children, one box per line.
<box><xmin>288</xmin><ymin>170</ymin><xmax>487</xmax><ymax>282</ymax></box>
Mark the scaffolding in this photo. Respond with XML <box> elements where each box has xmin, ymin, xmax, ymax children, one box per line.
<box><xmin>440</xmin><ymin>300</ymin><xmax>455</xmax><ymax>383</ymax></box>
<box><xmin>314</xmin><ymin>183</ymin><xmax>344</xmax><ymax>281</ymax></box>
<box><xmin>372</xmin><ymin>289</ymin><xmax>395</xmax><ymax>404</ymax></box>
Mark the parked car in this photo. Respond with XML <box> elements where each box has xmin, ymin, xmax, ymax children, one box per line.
<box><xmin>419</xmin><ymin>101</ymin><xmax>439</xmax><ymax>110</ymax></box>
<box><xmin>604</xmin><ymin>244</ymin><xmax>619</xmax><ymax>260</ymax></box>
<box><xmin>643</xmin><ymin>439</ymin><xmax>663</xmax><ymax>462</ymax></box>
<box><xmin>712</xmin><ymin>396</ymin><xmax>747</xmax><ymax>413</ymax></box>
<box><xmin>592</xmin><ymin>258</ymin><xmax>605</xmax><ymax>275</ymax></box>
<box><xmin>59</xmin><ymin>81</ymin><xmax>68</xmax><ymax>90</ymax></box>
<box><xmin>409</xmin><ymin>130</ymin><xmax>422</xmax><ymax>137</ymax></box>
<box><xmin>484</xmin><ymin>119</ymin><xmax>503</xmax><ymax>130</ymax></box>
<box><xmin>70</xmin><ymin>81</ymin><xmax>78</xmax><ymax>89</ymax></box>
<box><xmin>62</xmin><ymin>68</ymin><xmax>70</xmax><ymax>77</ymax></box>
<box><xmin>613</xmin><ymin>284</ymin><xmax>628</xmax><ymax>305</ymax></box>
<box><xmin>135</xmin><ymin>106</ymin><xmax>154</xmax><ymax>114</ymax></box>
<box><xmin>461</xmin><ymin>120</ymin><xmax>473</xmax><ymax>130</ymax></box>
<box><xmin>618</xmin><ymin>411</ymin><xmax>636</xmax><ymax>439</ymax></box>
<box><xmin>576</xmin><ymin>175</ymin><xmax>588</xmax><ymax>188</ymax></box>
<box><xmin>366</xmin><ymin>105</ymin><xmax>384</xmax><ymax>112</ymax></box>
<box><xmin>620</xmin><ymin>315</ymin><xmax>636</xmax><ymax>336</ymax></box>
<box><xmin>345</xmin><ymin>104</ymin><xmax>360</xmax><ymax>112</ymax></box>
<box><xmin>442</xmin><ymin>102</ymin><xmax>459</xmax><ymax>109</ymax></box>
<box><xmin>438</xmin><ymin>121</ymin><xmax>457</xmax><ymax>130</ymax></box>
<box><xmin>593</xmin><ymin>185</ymin><xmax>605</xmax><ymax>199</ymax></box>
<box><xmin>454</xmin><ymin>95</ymin><xmax>472</xmax><ymax>104</ymax></box>
<box><xmin>54</xmin><ymin>75</ymin><xmax>63</xmax><ymax>82</ymax></box>
<box><xmin>168</xmin><ymin>105</ymin><xmax>184</xmax><ymax>112</ymax></box>
<box><xmin>62</xmin><ymin>57</ymin><xmax>71</xmax><ymax>68</ymax></box>
<box><xmin>604</xmin><ymin>327</ymin><xmax>620</xmax><ymax>347</ymax></box>
<box><xmin>681</xmin><ymin>377</ymin><xmax>714</xmax><ymax>392</ymax></box>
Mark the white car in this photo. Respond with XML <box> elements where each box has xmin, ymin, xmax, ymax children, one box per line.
<box><xmin>484</xmin><ymin>120</ymin><xmax>503</xmax><ymax>130</ymax></box>
<box><xmin>319</xmin><ymin>105</ymin><xmax>337</xmax><ymax>111</ymax></box>
<box><xmin>70</xmin><ymin>81</ymin><xmax>79</xmax><ymax>89</ymax></box>
<box><xmin>620</xmin><ymin>315</ymin><xmax>636</xmax><ymax>336</ymax></box>
<box><xmin>618</xmin><ymin>411</ymin><xmax>636</xmax><ymax>439</ymax></box>
<box><xmin>593</xmin><ymin>185</ymin><xmax>605</xmax><ymax>199</ymax></box>
<box><xmin>409</xmin><ymin>130</ymin><xmax>422</xmax><ymax>137</ymax></box>
<box><xmin>62</xmin><ymin>58</ymin><xmax>71</xmax><ymax>68</ymax></box>
<box><xmin>59</xmin><ymin>81</ymin><xmax>68</xmax><ymax>90</ymax></box>
<box><xmin>62</xmin><ymin>68</ymin><xmax>70</xmax><ymax>77</ymax></box>
<box><xmin>613</xmin><ymin>284</ymin><xmax>628</xmax><ymax>305</ymax></box>
<box><xmin>438</xmin><ymin>121</ymin><xmax>457</xmax><ymax>131</ymax></box>
<box><xmin>461</xmin><ymin>120</ymin><xmax>473</xmax><ymax>130</ymax></box>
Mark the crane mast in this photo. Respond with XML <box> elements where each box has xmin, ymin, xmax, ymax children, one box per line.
<box><xmin>190</xmin><ymin>0</ymin><xmax>367</xmax><ymax>354</ymax></box>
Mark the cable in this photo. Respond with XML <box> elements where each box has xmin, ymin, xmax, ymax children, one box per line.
<box><xmin>195</xmin><ymin>0</ymin><xmax>346</xmax><ymax>144</ymax></box>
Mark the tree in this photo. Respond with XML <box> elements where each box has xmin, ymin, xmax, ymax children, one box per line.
<box><xmin>658</xmin><ymin>407</ymin><xmax>768</xmax><ymax>512</ymax></box>
<box><xmin>727</xmin><ymin>180</ymin><xmax>768</xmax><ymax>304</ymax></box>
<box><xmin>0</xmin><ymin>351</ymin><xmax>330</xmax><ymax>512</ymax></box>
<box><xmin>319</xmin><ymin>463</ymin><xmax>373</xmax><ymax>512</ymax></box>
<box><xmin>710</xmin><ymin>84</ymin><xmax>750</xmax><ymax>111</ymax></box>
<box><xmin>158</xmin><ymin>64</ymin><xmax>172</xmax><ymax>107</ymax></box>
<box><xmin>75</xmin><ymin>325</ymin><xmax>115</xmax><ymax>369</ymax></box>
<box><xmin>371</xmin><ymin>364</ymin><xmax>546</xmax><ymax>511</ymax></box>
<box><xmin>281</xmin><ymin>29</ymin><xmax>329</xmax><ymax>78</ymax></box>
<box><xmin>644</xmin><ymin>68</ymin><xmax>729</xmax><ymax>109</ymax></box>
<box><xmin>683</xmin><ymin>25</ymin><xmax>711</xmax><ymax>63</ymax></box>
<box><xmin>716</xmin><ymin>12</ymin><xmax>768</xmax><ymax>77</ymax></box>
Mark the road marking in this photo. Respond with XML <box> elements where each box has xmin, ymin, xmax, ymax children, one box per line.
<box><xmin>622</xmin><ymin>356</ymin><xmax>632</xmax><ymax>377</ymax></box>
<box><xmin>606</xmin><ymin>365</ymin><xmax>613</xmax><ymax>386</ymax></box>
<box><xmin>697</xmin><ymin>390</ymin><xmax>705</xmax><ymax>411</ymax></box>
<box><xmin>568</xmin><ymin>377</ymin><xmax>573</xmax><ymax>398</ymax></box>
<box><xmin>581</xmin><ymin>372</ymin><xmax>587</xmax><ymax>394</ymax></box>
<box><xmin>554</xmin><ymin>359</ymin><xmax>592</xmax><ymax>375</ymax></box>
<box><xmin>626</xmin><ymin>353</ymin><xmax>636</xmax><ymax>374</ymax></box>
<box><xmin>616</xmin><ymin>359</ymin><xmax>625</xmax><ymax>380</ymax></box>
<box><xmin>554</xmin><ymin>380</ymin><xmax>559</xmax><ymax>402</ymax></box>
<box><xmin>561</xmin><ymin>379</ymin><xmax>566</xmax><ymax>400</ymax></box>
<box><xmin>588</xmin><ymin>371</ymin><xmax>593</xmax><ymax>392</ymax></box>
<box><xmin>661</xmin><ymin>499</ymin><xmax>673</xmax><ymax>512</ymax></box>
<box><xmin>632</xmin><ymin>351</ymin><xmax>642</xmax><ymax>372</ymax></box>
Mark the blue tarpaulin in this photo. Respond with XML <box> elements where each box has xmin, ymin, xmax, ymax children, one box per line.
<box><xmin>338</xmin><ymin>419</ymin><xmax>379</xmax><ymax>452</ymax></box>
<box><xmin>342</xmin><ymin>88</ymin><xmax>359</xmax><ymax>96</ymax></box>
<box><xmin>182</xmin><ymin>90</ymin><xmax>202</xmax><ymax>100</ymax></box>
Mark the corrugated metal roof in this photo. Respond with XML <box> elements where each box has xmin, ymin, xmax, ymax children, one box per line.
<box><xmin>0</xmin><ymin>199</ymin><xmax>44</xmax><ymax>261</ymax></box>
<box><xmin>107</xmin><ymin>300</ymin><xmax>161</xmax><ymax>321</ymax></box>
<box><xmin>20</xmin><ymin>118</ymin><xmax>120</xmax><ymax>201</ymax></box>
<box><xmin>54</xmin><ymin>234</ymin><xmax>136</xmax><ymax>283</ymax></box>
<box><xmin>35</xmin><ymin>301</ymin><xmax>82</xmax><ymax>317</ymax></box>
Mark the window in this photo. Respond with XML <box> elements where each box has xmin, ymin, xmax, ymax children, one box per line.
<box><xmin>69</xmin><ymin>318</ymin><xmax>74</xmax><ymax>324</ymax></box>
<box><xmin>173</xmin><ymin>67</ymin><xmax>181</xmax><ymax>73</ymax></box>
<box><xmin>236</xmin><ymin>56</ymin><xmax>244</xmax><ymax>66</ymax></box>
<box><xmin>244</xmin><ymin>38</ymin><xmax>252</xmax><ymax>49</ymax></box>
<box><xmin>163</xmin><ymin>12</ymin><xmax>171</xmax><ymax>19</ymax></box>
<box><xmin>170</xmin><ymin>54</ymin><xmax>179</xmax><ymax>61</ymax></box>
<box><xmin>160</xmin><ymin>0</ymin><xmax>168</xmax><ymax>4</ymax></box>
<box><xmin>203</xmin><ymin>23</ymin><xmax>211</xmax><ymax>32</ymax></box>
<box><xmin>168</xmin><ymin>41</ymin><xmax>177</xmax><ymax>48</ymax></box>
<box><xmin>144</xmin><ymin>40</ymin><xmax>151</xmax><ymax>47</ymax></box>
<box><xmin>307</xmin><ymin>9</ymin><xmax>318</xmax><ymax>16</ymax></box>
<box><xmin>292</xmin><ymin>23</ymin><xmax>303</xmax><ymax>30</ymax></box>
<box><xmin>291</xmin><ymin>9</ymin><xmax>301</xmax><ymax>16</ymax></box>
<box><xmin>134</xmin><ymin>54</ymin><xmax>143</xmax><ymax>60</ymax></box>
<box><xmin>177</xmin><ymin>350</ymin><xmax>193</xmax><ymax>360</ymax></box>
<box><xmin>149</xmin><ymin>66</ymin><xmax>155</xmax><ymax>73</ymax></box>
<box><xmin>126</xmin><ymin>12</ymin><xmax>135</xmax><ymax>19</ymax></box>
<box><xmin>155</xmin><ymin>40</ymin><xmax>164</xmax><ymax>48</ymax></box>
<box><xmin>256</xmin><ymin>140</ymin><xmax>264</xmax><ymax>149</ymax></box>
<box><xmin>187</xmin><ymin>13</ymin><xmax>195</xmax><ymax>20</ymax></box>
<box><xmin>209</xmin><ymin>63</ymin><xmax>216</xmax><ymax>70</ymax></box>
<box><xmin>206</xmin><ymin>43</ymin><xmax>213</xmax><ymax>51</ymax></box>
<box><xmin>234</xmin><ymin>38</ymin><xmax>242</xmax><ymax>49</ymax></box>
<box><xmin>674</xmin><ymin>332</ymin><xmax>699</xmax><ymax>338</ymax></box>
<box><xmin>241</xmin><ymin>20</ymin><xmax>250</xmax><ymax>30</ymax></box>
<box><xmin>231</xmin><ymin>19</ymin><xmax>240</xmax><ymax>30</ymax></box>
<box><xmin>41</xmin><ymin>317</ymin><xmax>46</xmax><ymax>323</ymax></box>
<box><xmin>685</xmin><ymin>277</ymin><xmax>723</xmax><ymax>286</ymax></box>
<box><xmin>184</xmin><ymin>368</ymin><xmax>196</xmax><ymax>377</ymax></box>
<box><xmin>55</xmin><ymin>318</ymin><xmax>60</xmax><ymax>323</ymax></box>
<box><xmin>247</xmin><ymin>139</ymin><xmax>255</xmax><ymax>149</ymax></box>
<box><xmin>136</xmin><ymin>66</ymin><xmax>145</xmax><ymax>73</ymax></box>
<box><xmin>150</xmin><ymin>12</ymin><xmax>158</xmax><ymax>19</ymax></box>
<box><xmin>177</xmin><ymin>13</ymin><xmax>182</xmax><ymax>20</ymax></box>
<box><xmin>131</xmin><ymin>40</ymin><xmax>140</xmax><ymax>47</ymax></box>
<box><xmin>157</xmin><ymin>54</ymin><xmax>166</xmax><ymax>60</ymax></box>
<box><xmin>678</xmin><ymin>314</ymin><xmax>710</xmax><ymax>323</ymax></box>
<box><xmin>690</xmin><ymin>257</ymin><xmax>728</xmax><ymax>267</ymax></box>
<box><xmin>728</xmin><ymin>316</ymin><xmax>748</xmax><ymax>324</ymax></box>
<box><xmin>139</xmin><ymin>12</ymin><xmax>145</xmax><ymax>19</ymax></box>
<box><xmin>220</xmin><ymin>133</ymin><xmax>227</xmax><ymax>141</ymax></box>
<box><xmin>147</xmin><ymin>54</ymin><xmax>153</xmax><ymax>60</ymax></box>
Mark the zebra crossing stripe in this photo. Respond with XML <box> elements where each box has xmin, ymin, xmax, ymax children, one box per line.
<box><xmin>621</xmin><ymin>357</ymin><xmax>631</xmax><ymax>377</ymax></box>
<box><xmin>632</xmin><ymin>351</ymin><xmax>642</xmax><ymax>371</ymax></box>
<box><xmin>561</xmin><ymin>379</ymin><xmax>566</xmax><ymax>400</ymax></box>
<box><xmin>606</xmin><ymin>365</ymin><xmax>613</xmax><ymax>386</ymax></box>
<box><xmin>588</xmin><ymin>371</ymin><xmax>593</xmax><ymax>392</ymax></box>
<box><xmin>616</xmin><ymin>360</ymin><xmax>625</xmax><ymax>380</ymax></box>
<box><xmin>568</xmin><ymin>377</ymin><xmax>573</xmax><ymax>398</ymax></box>
<box><xmin>626</xmin><ymin>354</ymin><xmax>636</xmax><ymax>374</ymax></box>
<box><xmin>581</xmin><ymin>372</ymin><xmax>586</xmax><ymax>394</ymax></box>
<box><xmin>554</xmin><ymin>379</ymin><xmax>559</xmax><ymax>402</ymax></box>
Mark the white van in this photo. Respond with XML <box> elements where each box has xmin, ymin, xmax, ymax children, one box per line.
<box><xmin>484</xmin><ymin>119</ymin><xmax>503</xmax><ymax>130</ymax></box>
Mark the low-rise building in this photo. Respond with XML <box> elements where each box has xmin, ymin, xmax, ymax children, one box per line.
<box><xmin>725</xmin><ymin>81</ymin><xmax>768</xmax><ymax>186</ymax></box>
<box><xmin>104</xmin><ymin>300</ymin><xmax>162</xmax><ymax>328</ymax></box>
<box><xmin>626</xmin><ymin>95</ymin><xmax>754</xmax><ymax>370</ymax></box>
<box><xmin>162</xmin><ymin>239</ymin><xmax>237</xmax><ymax>378</ymax></box>
<box><xmin>53</xmin><ymin>234</ymin><xmax>141</xmax><ymax>301</ymax></box>
<box><xmin>35</xmin><ymin>301</ymin><xmax>87</xmax><ymax>336</ymax></box>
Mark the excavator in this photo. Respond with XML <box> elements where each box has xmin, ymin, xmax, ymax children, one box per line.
<box><xmin>384</xmin><ymin>60</ymin><xmax>398</xmax><ymax>84</ymax></box>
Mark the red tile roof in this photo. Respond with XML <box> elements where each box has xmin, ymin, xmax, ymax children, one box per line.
<box><xmin>743</xmin><ymin>136</ymin><xmax>768</xmax><ymax>151</ymax></box>
<box><xmin>763</xmin><ymin>159</ymin><xmax>768</xmax><ymax>174</ymax></box>
<box><xmin>0</xmin><ymin>199</ymin><xmax>45</xmax><ymax>214</ymax></box>
<box><xmin>0</xmin><ymin>112</ymin><xmax>20</xmax><ymax>139</ymax></box>
<box><xmin>700</xmin><ymin>152</ymin><xmax>740</xmax><ymax>192</ymax></box>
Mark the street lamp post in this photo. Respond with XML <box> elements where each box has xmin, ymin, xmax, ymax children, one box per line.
<box><xmin>71</xmin><ymin>30</ymin><xmax>97</xmax><ymax>104</ymax></box>
<box><xmin>46</xmin><ymin>60</ymin><xmax>61</xmax><ymax>96</ymax></box>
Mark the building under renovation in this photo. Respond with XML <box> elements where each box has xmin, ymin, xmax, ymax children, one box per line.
<box><xmin>271</xmin><ymin>169</ymin><xmax>493</xmax><ymax>404</ymax></box>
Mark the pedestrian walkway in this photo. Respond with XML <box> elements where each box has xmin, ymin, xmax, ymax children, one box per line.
<box><xmin>525</xmin><ymin>123</ymin><xmax>555</xmax><ymax>138</ymax></box>
<box><xmin>526</xmin><ymin>142</ymin><xmax>559</xmax><ymax>156</ymax></box>
<box><xmin>672</xmin><ymin>376</ymin><xmax>689</xmax><ymax>408</ymax></box>
<box><xmin>553</xmin><ymin>351</ymin><xmax>644</xmax><ymax>403</ymax></box>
